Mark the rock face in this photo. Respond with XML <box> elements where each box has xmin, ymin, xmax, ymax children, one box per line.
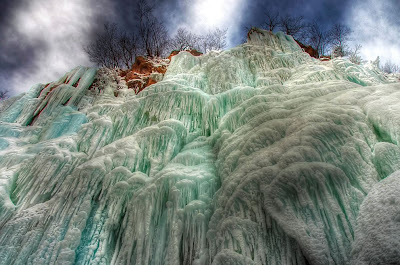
<box><xmin>124</xmin><ymin>56</ymin><xmax>169</xmax><ymax>94</ymax></box>
<box><xmin>122</xmin><ymin>51</ymin><xmax>202</xmax><ymax>95</ymax></box>
<box><xmin>0</xmin><ymin>29</ymin><xmax>399</xmax><ymax>265</ymax></box>
<box><xmin>167</xmin><ymin>49</ymin><xmax>203</xmax><ymax>61</ymax></box>
<box><xmin>295</xmin><ymin>40</ymin><xmax>319</xmax><ymax>58</ymax></box>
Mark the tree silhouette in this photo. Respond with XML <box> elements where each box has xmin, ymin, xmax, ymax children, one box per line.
<box><xmin>279</xmin><ymin>14</ymin><xmax>306</xmax><ymax>39</ymax></box>
<box><xmin>329</xmin><ymin>24</ymin><xmax>352</xmax><ymax>57</ymax></box>
<box><xmin>0</xmin><ymin>88</ymin><xmax>9</xmax><ymax>100</ymax></box>
<box><xmin>84</xmin><ymin>23</ymin><xmax>138</xmax><ymax>68</ymax></box>
<box><xmin>264</xmin><ymin>9</ymin><xmax>281</xmax><ymax>31</ymax></box>
<box><xmin>306</xmin><ymin>22</ymin><xmax>329</xmax><ymax>57</ymax></box>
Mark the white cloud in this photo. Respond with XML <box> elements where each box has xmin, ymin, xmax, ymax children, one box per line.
<box><xmin>346</xmin><ymin>0</ymin><xmax>400</xmax><ymax>65</ymax></box>
<box><xmin>8</xmin><ymin>0</ymin><xmax>112</xmax><ymax>95</ymax></box>
<box><xmin>171</xmin><ymin>0</ymin><xmax>246</xmax><ymax>47</ymax></box>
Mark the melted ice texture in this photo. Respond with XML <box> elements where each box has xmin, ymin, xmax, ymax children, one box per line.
<box><xmin>0</xmin><ymin>29</ymin><xmax>399</xmax><ymax>265</ymax></box>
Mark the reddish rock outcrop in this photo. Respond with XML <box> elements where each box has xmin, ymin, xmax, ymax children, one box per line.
<box><xmin>130</xmin><ymin>56</ymin><xmax>168</xmax><ymax>75</ymax></box>
<box><xmin>122</xmin><ymin>56</ymin><xmax>169</xmax><ymax>94</ymax></box>
<box><xmin>120</xmin><ymin>51</ymin><xmax>202</xmax><ymax>95</ymax></box>
<box><xmin>295</xmin><ymin>40</ymin><xmax>319</xmax><ymax>59</ymax></box>
<box><xmin>167</xmin><ymin>49</ymin><xmax>203</xmax><ymax>61</ymax></box>
<box><xmin>167</xmin><ymin>51</ymin><xmax>180</xmax><ymax>61</ymax></box>
<box><xmin>319</xmin><ymin>56</ymin><xmax>331</xmax><ymax>61</ymax></box>
<box><xmin>118</xmin><ymin>69</ymin><xmax>128</xmax><ymax>78</ymax></box>
<box><xmin>125</xmin><ymin>72</ymin><xmax>140</xmax><ymax>81</ymax></box>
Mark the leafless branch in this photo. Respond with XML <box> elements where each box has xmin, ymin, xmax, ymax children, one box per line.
<box><xmin>265</xmin><ymin>9</ymin><xmax>280</xmax><ymax>31</ymax></box>
<box><xmin>279</xmin><ymin>15</ymin><xmax>306</xmax><ymax>39</ymax></box>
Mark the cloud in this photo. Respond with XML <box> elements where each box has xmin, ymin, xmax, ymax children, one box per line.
<box><xmin>187</xmin><ymin>0</ymin><xmax>244</xmax><ymax>30</ymax></box>
<box><xmin>4</xmin><ymin>0</ymin><xmax>397</xmax><ymax>97</ymax></box>
<box><xmin>2</xmin><ymin>0</ymin><xmax>112</xmax><ymax>96</ymax></box>
<box><xmin>346</xmin><ymin>0</ymin><xmax>400</xmax><ymax>65</ymax></box>
<box><xmin>1</xmin><ymin>0</ymin><xmax>248</xmax><ymax>96</ymax></box>
<box><xmin>158</xmin><ymin>0</ymin><xmax>247</xmax><ymax>47</ymax></box>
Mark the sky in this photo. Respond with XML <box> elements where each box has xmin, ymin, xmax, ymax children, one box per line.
<box><xmin>0</xmin><ymin>0</ymin><xmax>399</xmax><ymax>96</ymax></box>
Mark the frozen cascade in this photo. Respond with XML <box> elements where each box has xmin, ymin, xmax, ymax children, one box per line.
<box><xmin>0</xmin><ymin>29</ymin><xmax>399</xmax><ymax>264</ymax></box>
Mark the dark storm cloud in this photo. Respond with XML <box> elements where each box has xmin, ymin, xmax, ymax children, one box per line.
<box><xmin>0</xmin><ymin>0</ymin><xmax>44</xmax><ymax>93</ymax></box>
<box><xmin>0</xmin><ymin>0</ymin><xmax>23</xmax><ymax>28</ymax></box>
<box><xmin>0</xmin><ymin>33</ymin><xmax>45</xmax><ymax>75</ymax></box>
<box><xmin>0</xmin><ymin>0</ymin><xmax>351</xmax><ymax>96</ymax></box>
<box><xmin>0</xmin><ymin>0</ymin><xmax>112</xmax><ymax>95</ymax></box>
<box><xmin>101</xmin><ymin>0</ymin><xmax>247</xmax><ymax>47</ymax></box>
<box><xmin>243</xmin><ymin>0</ymin><xmax>351</xmax><ymax>30</ymax></box>
<box><xmin>95</xmin><ymin>0</ymin><xmax>173</xmax><ymax>32</ymax></box>
<box><xmin>101</xmin><ymin>0</ymin><xmax>187</xmax><ymax>35</ymax></box>
<box><xmin>103</xmin><ymin>0</ymin><xmax>353</xmax><ymax>47</ymax></box>
<box><xmin>95</xmin><ymin>0</ymin><xmax>398</xmax><ymax>64</ymax></box>
<box><xmin>1</xmin><ymin>0</ymin><xmax>399</xmax><ymax>96</ymax></box>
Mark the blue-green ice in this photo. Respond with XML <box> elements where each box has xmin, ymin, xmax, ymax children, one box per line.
<box><xmin>0</xmin><ymin>29</ymin><xmax>400</xmax><ymax>265</ymax></box>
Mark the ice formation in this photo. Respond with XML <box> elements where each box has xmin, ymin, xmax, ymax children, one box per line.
<box><xmin>0</xmin><ymin>29</ymin><xmax>399</xmax><ymax>265</ymax></box>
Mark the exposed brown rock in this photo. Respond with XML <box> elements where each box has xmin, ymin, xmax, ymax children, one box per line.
<box><xmin>295</xmin><ymin>40</ymin><xmax>319</xmax><ymax>59</ymax></box>
<box><xmin>127</xmin><ymin>79</ymin><xmax>143</xmax><ymax>89</ymax></box>
<box><xmin>167</xmin><ymin>51</ymin><xmax>180</xmax><ymax>61</ymax></box>
<box><xmin>167</xmin><ymin>49</ymin><xmax>203</xmax><ymax>61</ymax></box>
<box><xmin>319</xmin><ymin>56</ymin><xmax>331</xmax><ymax>61</ymax></box>
<box><xmin>146</xmin><ymin>77</ymin><xmax>158</xmax><ymax>87</ymax></box>
<box><xmin>120</xmin><ymin>56</ymin><xmax>170</xmax><ymax>94</ymax></box>
<box><xmin>117</xmin><ymin>50</ymin><xmax>203</xmax><ymax>95</ymax></box>
<box><xmin>131</xmin><ymin>56</ymin><xmax>153</xmax><ymax>74</ymax></box>
<box><xmin>118</xmin><ymin>69</ymin><xmax>128</xmax><ymax>77</ymax></box>
<box><xmin>155</xmin><ymin>65</ymin><xmax>167</xmax><ymax>74</ymax></box>
<box><xmin>125</xmin><ymin>72</ymin><xmax>140</xmax><ymax>82</ymax></box>
<box><xmin>129</xmin><ymin>57</ymin><xmax>168</xmax><ymax>75</ymax></box>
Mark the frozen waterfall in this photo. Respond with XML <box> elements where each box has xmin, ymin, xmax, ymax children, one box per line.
<box><xmin>0</xmin><ymin>29</ymin><xmax>399</xmax><ymax>265</ymax></box>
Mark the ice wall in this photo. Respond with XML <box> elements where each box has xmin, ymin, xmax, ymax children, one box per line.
<box><xmin>0</xmin><ymin>29</ymin><xmax>399</xmax><ymax>265</ymax></box>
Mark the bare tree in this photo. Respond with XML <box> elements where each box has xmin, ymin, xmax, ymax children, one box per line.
<box><xmin>118</xmin><ymin>33</ymin><xmax>139</xmax><ymax>69</ymax></box>
<box><xmin>137</xmin><ymin>2</ymin><xmax>169</xmax><ymax>57</ymax></box>
<box><xmin>279</xmin><ymin>15</ymin><xmax>306</xmax><ymax>39</ymax></box>
<box><xmin>0</xmin><ymin>88</ymin><xmax>9</xmax><ymax>100</ymax></box>
<box><xmin>85</xmin><ymin>0</ymin><xmax>226</xmax><ymax>68</ymax></box>
<box><xmin>85</xmin><ymin>23</ymin><xmax>123</xmax><ymax>68</ymax></box>
<box><xmin>328</xmin><ymin>23</ymin><xmax>352</xmax><ymax>57</ymax></box>
<box><xmin>197</xmin><ymin>28</ymin><xmax>227</xmax><ymax>53</ymax></box>
<box><xmin>264</xmin><ymin>9</ymin><xmax>280</xmax><ymax>31</ymax></box>
<box><xmin>169</xmin><ymin>28</ymin><xmax>200</xmax><ymax>51</ymax></box>
<box><xmin>305</xmin><ymin>22</ymin><xmax>329</xmax><ymax>57</ymax></box>
<box><xmin>348</xmin><ymin>44</ymin><xmax>363</xmax><ymax>64</ymax></box>
<box><xmin>85</xmin><ymin>23</ymin><xmax>139</xmax><ymax>69</ymax></box>
<box><xmin>382</xmin><ymin>60</ymin><xmax>400</xmax><ymax>73</ymax></box>
<box><xmin>170</xmin><ymin>27</ymin><xmax>227</xmax><ymax>53</ymax></box>
<box><xmin>205</xmin><ymin>28</ymin><xmax>227</xmax><ymax>51</ymax></box>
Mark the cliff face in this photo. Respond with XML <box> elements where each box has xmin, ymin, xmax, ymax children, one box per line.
<box><xmin>0</xmin><ymin>29</ymin><xmax>399</xmax><ymax>265</ymax></box>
